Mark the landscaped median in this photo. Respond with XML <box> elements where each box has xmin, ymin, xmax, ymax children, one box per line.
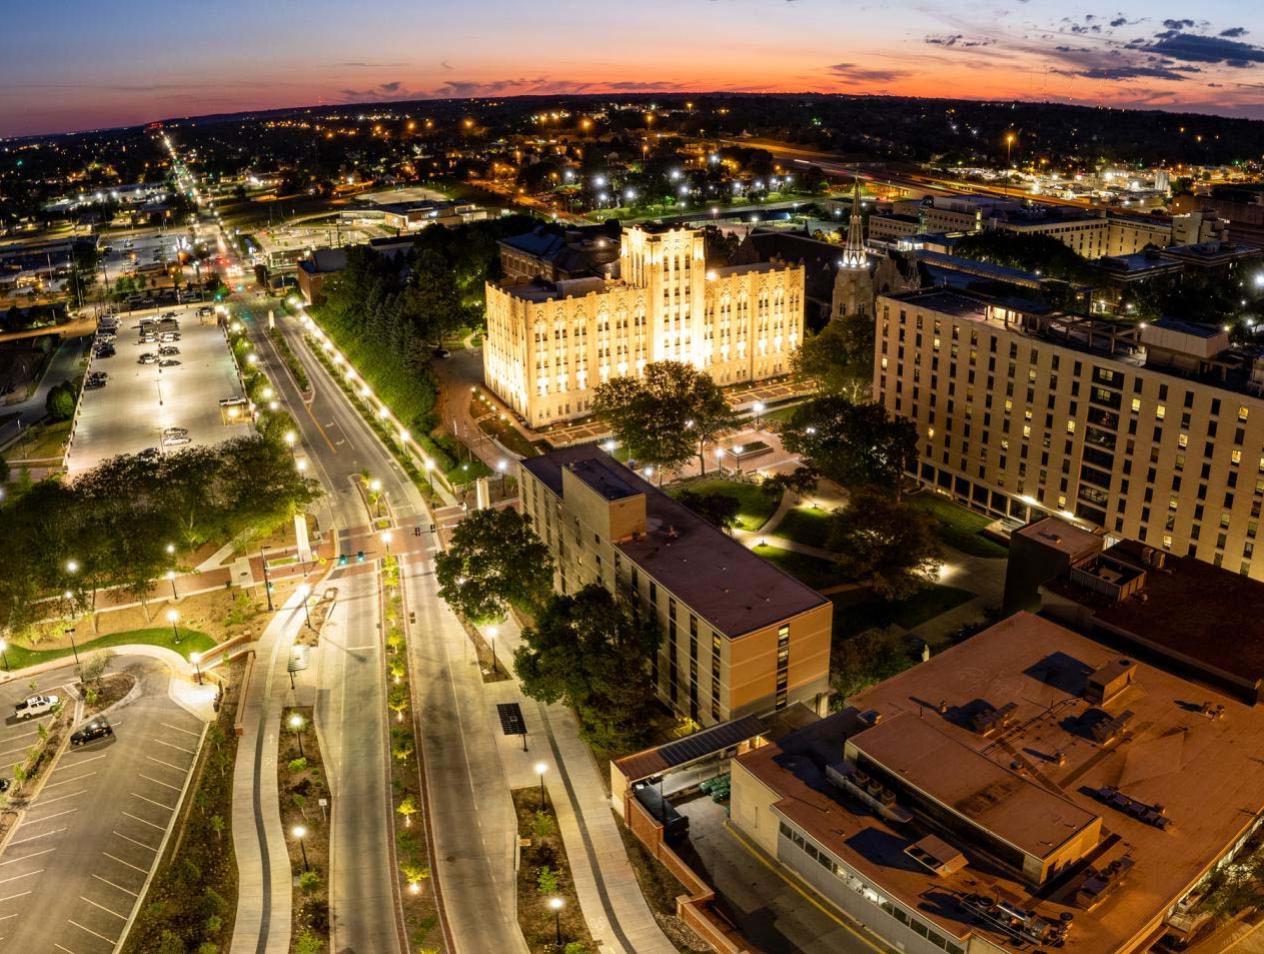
<box><xmin>383</xmin><ymin>554</ymin><xmax>448</xmax><ymax>952</ymax></box>
<box><xmin>278</xmin><ymin>705</ymin><xmax>330</xmax><ymax>953</ymax></box>
<box><xmin>511</xmin><ymin>786</ymin><xmax>595</xmax><ymax>954</ymax></box>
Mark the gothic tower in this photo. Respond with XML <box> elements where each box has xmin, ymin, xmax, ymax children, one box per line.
<box><xmin>832</xmin><ymin>177</ymin><xmax>875</xmax><ymax>319</ymax></box>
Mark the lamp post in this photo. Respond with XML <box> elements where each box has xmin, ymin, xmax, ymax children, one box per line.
<box><xmin>284</xmin><ymin>430</ymin><xmax>297</xmax><ymax>459</ymax></box>
<box><xmin>752</xmin><ymin>400</ymin><xmax>765</xmax><ymax>426</ymax></box>
<box><xmin>535</xmin><ymin>761</ymin><xmax>549</xmax><ymax>812</ymax></box>
<box><xmin>289</xmin><ymin>712</ymin><xmax>305</xmax><ymax>758</ymax></box>
<box><xmin>714</xmin><ymin>446</ymin><xmax>725</xmax><ymax>476</ymax></box>
<box><xmin>167</xmin><ymin>608</ymin><xmax>180</xmax><ymax>644</ymax></box>
<box><xmin>297</xmin><ymin>584</ymin><xmax>313</xmax><ymax>629</ymax></box>
<box><xmin>497</xmin><ymin>459</ymin><xmax>508</xmax><ymax>495</ymax></box>
<box><xmin>423</xmin><ymin>458</ymin><xmax>435</xmax><ymax>493</ymax></box>
<box><xmin>261</xmin><ymin>546</ymin><xmax>274</xmax><ymax>611</ymax></box>
<box><xmin>732</xmin><ymin>444</ymin><xmax>745</xmax><ymax>476</ymax></box>
<box><xmin>0</xmin><ymin>638</ymin><xmax>9</xmax><ymax>671</ymax></box>
<box><xmin>292</xmin><ymin>825</ymin><xmax>309</xmax><ymax>871</ymax></box>
<box><xmin>167</xmin><ymin>569</ymin><xmax>178</xmax><ymax>600</ymax></box>
<box><xmin>382</xmin><ymin>530</ymin><xmax>393</xmax><ymax>556</ymax></box>
<box><xmin>487</xmin><ymin>625</ymin><xmax>499</xmax><ymax>673</ymax></box>
<box><xmin>190</xmin><ymin>651</ymin><xmax>202</xmax><ymax>685</ymax></box>
<box><xmin>549</xmin><ymin>897</ymin><xmax>565</xmax><ymax>946</ymax></box>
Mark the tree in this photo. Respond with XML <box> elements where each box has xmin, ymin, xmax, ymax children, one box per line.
<box><xmin>675</xmin><ymin>489</ymin><xmax>740</xmax><ymax>531</ymax></box>
<box><xmin>435</xmin><ymin>508</ymin><xmax>553</xmax><ymax>622</ymax></box>
<box><xmin>792</xmin><ymin>316</ymin><xmax>874</xmax><ymax>401</ymax></box>
<box><xmin>827</xmin><ymin>487</ymin><xmax>940</xmax><ymax>599</ymax></box>
<box><xmin>397</xmin><ymin>795</ymin><xmax>418</xmax><ymax>827</ymax></box>
<box><xmin>760</xmin><ymin>466</ymin><xmax>819</xmax><ymax>502</ymax></box>
<box><xmin>537</xmin><ymin>866</ymin><xmax>560</xmax><ymax>895</ymax></box>
<box><xmin>514</xmin><ymin>585</ymin><xmax>660</xmax><ymax>748</ymax></box>
<box><xmin>593</xmin><ymin>361</ymin><xmax>737</xmax><ymax>475</ymax></box>
<box><xmin>832</xmin><ymin>630</ymin><xmax>914</xmax><ymax>700</ymax></box>
<box><xmin>781</xmin><ymin>397</ymin><xmax>917</xmax><ymax>497</ymax></box>
<box><xmin>45</xmin><ymin>380</ymin><xmax>77</xmax><ymax>421</ymax></box>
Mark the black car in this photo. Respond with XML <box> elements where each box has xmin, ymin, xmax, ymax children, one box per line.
<box><xmin>94</xmin><ymin>345</ymin><xmax>115</xmax><ymax>358</ymax></box>
<box><xmin>70</xmin><ymin>717</ymin><xmax>113</xmax><ymax>746</ymax></box>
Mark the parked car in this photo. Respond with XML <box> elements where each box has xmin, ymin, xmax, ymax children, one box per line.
<box><xmin>163</xmin><ymin>426</ymin><xmax>189</xmax><ymax>436</ymax></box>
<box><xmin>159</xmin><ymin>358</ymin><xmax>180</xmax><ymax>367</ymax></box>
<box><xmin>93</xmin><ymin>345</ymin><xmax>115</xmax><ymax>358</ymax></box>
<box><xmin>138</xmin><ymin>353</ymin><xmax>158</xmax><ymax>364</ymax></box>
<box><xmin>158</xmin><ymin>345</ymin><xmax>179</xmax><ymax>356</ymax></box>
<box><xmin>70</xmin><ymin>717</ymin><xmax>113</xmax><ymax>746</ymax></box>
<box><xmin>162</xmin><ymin>434</ymin><xmax>191</xmax><ymax>447</ymax></box>
<box><xmin>15</xmin><ymin>693</ymin><xmax>60</xmax><ymax>720</ymax></box>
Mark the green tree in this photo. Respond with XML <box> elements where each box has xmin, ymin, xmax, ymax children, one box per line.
<box><xmin>435</xmin><ymin>507</ymin><xmax>553</xmax><ymax>622</ymax></box>
<box><xmin>827</xmin><ymin>487</ymin><xmax>940</xmax><ymax>599</ymax></box>
<box><xmin>594</xmin><ymin>361</ymin><xmax>737</xmax><ymax>474</ymax></box>
<box><xmin>781</xmin><ymin>397</ymin><xmax>917</xmax><ymax>498</ymax></box>
<box><xmin>514</xmin><ymin>585</ymin><xmax>660</xmax><ymax>748</ymax></box>
<box><xmin>792</xmin><ymin>316</ymin><xmax>874</xmax><ymax>401</ymax></box>
<box><xmin>537</xmin><ymin>865</ymin><xmax>560</xmax><ymax>895</ymax></box>
<box><xmin>45</xmin><ymin>381</ymin><xmax>77</xmax><ymax>421</ymax></box>
<box><xmin>832</xmin><ymin>630</ymin><xmax>914</xmax><ymax>700</ymax></box>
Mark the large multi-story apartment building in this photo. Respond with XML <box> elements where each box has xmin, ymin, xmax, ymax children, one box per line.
<box><xmin>519</xmin><ymin>446</ymin><xmax>832</xmax><ymax>726</ymax></box>
<box><xmin>874</xmin><ymin>287</ymin><xmax>1264</xmax><ymax>580</ymax></box>
<box><xmin>484</xmin><ymin>224</ymin><xmax>805</xmax><ymax>428</ymax></box>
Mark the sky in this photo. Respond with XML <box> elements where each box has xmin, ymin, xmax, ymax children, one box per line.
<box><xmin>2</xmin><ymin>0</ymin><xmax>1263</xmax><ymax>137</ymax></box>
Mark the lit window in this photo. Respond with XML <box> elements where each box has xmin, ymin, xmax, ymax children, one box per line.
<box><xmin>1065</xmin><ymin>420</ymin><xmax>1076</xmax><ymax>433</ymax></box>
<box><xmin>1233</xmin><ymin>449</ymin><xmax>1243</xmax><ymax>465</ymax></box>
<box><xmin>1156</xmin><ymin>404</ymin><xmax>1166</xmax><ymax>420</ymax></box>
<box><xmin>1131</xmin><ymin>398</ymin><xmax>1142</xmax><ymax>413</ymax></box>
<box><xmin>1240</xmin><ymin>406</ymin><xmax>1250</xmax><ymax>422</ymax></box>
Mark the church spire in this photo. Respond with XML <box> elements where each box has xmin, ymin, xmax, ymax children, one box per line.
<box><xmin>841</xmin><ymin>177</ymin><xmax>867</xmax><ymax>269</ymax></box>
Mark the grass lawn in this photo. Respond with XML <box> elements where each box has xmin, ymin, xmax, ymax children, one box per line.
<box><xmin>12</xmin><ymin>419</ymin><xmax>71</xmax><ymax>460</ymax></box>
<box><xmin>775</xmin><ymin>506</ymin><xmax>834</xmax><ymax>549</ymax></box>
<box><xmin>752</xmin><ymin>544</ymin><xmax>840</xmax><ymax>591</ymax></box>
<box><xmin>910</xmin><ymin>494</ymin><xmax>1009</xmax><ymax>558</ymax></box>
<box><xmin>831</xmin><ymin>585</ymin><xmax>976</xmax><ymax>640</ymax></box>
<box><xmin>7</xmin><ymin>626</ymin><xmax>215</xmax><ymax>671</ymax></box>
<box><xmin>673</xmin><ymin>478</ymin><xmax>778</xmax><ymax>531</ymax></box>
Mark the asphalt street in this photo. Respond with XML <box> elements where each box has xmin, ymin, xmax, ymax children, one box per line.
<box><xmin>0</xmin><ymin>656</ymin><xmax>207</xmax><ymax>953</ymax></box>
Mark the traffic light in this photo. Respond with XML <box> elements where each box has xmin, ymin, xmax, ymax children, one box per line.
<box><xmin>356</xmin><ymin>550</ymin><xmax>365</xmax><ymax>563</ymax></box>
<box><xmin>338</xmin><ymin>554</ymin><xmax>348</xmax><ymax>566</ymax></box>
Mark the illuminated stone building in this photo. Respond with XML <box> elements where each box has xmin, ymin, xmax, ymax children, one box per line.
<box><xmin>483</xmin><ymin>224</ymin><xmax>805</xmax><ymax>428</ymax></box>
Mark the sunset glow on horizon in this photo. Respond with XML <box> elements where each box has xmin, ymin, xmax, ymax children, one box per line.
<box><xmin>2</xmin><ymin>0</ymin><xmax>1262</xmax><ymax>137</ymax></box>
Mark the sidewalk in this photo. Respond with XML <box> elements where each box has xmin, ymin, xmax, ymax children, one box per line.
<box><xmin>492</xmin><ymin>618</ymin><xmax>678</xmax><ymax>954</ymax></box>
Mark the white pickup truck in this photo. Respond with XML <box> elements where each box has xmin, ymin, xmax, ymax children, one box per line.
<box><xmin>14</xmin><ymin>694</ymin><xmax>59</xmax><ymax>720</ymax></box>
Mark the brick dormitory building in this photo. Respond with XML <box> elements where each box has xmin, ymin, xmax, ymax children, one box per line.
<box><xmin>874</xmin><ymin>286</ymin><xmax>1264</xmax><ymax>581</ymax></box>
<box><xmin>519</xmin><ymin>445</ymin><xmax>832</xmax><ymax>726</ymax></box>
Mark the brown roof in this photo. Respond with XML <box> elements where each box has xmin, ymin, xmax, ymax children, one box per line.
<box><xmin>522</xmin><ymin>446</ymin><xmax>828</xmax><ymax>638</ymax></box>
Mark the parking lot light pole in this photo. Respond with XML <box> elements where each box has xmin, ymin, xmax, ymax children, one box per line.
<box><xmin>289</xmin><ymin>713</ymin><xmax>305</xmax><ymax>758</ymax></box>
<box><xmin>293</xmin><ymin>825</ymin><xmax>309</xmax><ymax>871</ymax></box>
<box><xmin>167</xmin><ymin>609</ymin><xmax>180</xmax><ymax>645</ymax></box>
<box><xmin>65</xmin><ymin>626</ymin><xmax>81</xmax><ymax>671</ymax></box>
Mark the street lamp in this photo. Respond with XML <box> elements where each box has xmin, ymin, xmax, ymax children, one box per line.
<box><xmin>165</xmin><ymin>543</ymin><xmax>176</xmax><ymax>557</ymax></box>
<box><xmin>167</xmin><ymin>608</ymin><xmax>180</xmax><ymax>644</ymax></box>
<box><xmin>0</xmin><ymin>638</ymin><xmax>9</xmax><ymax>671</ymax></box>
<box><xmin>284</xmin><ymin>430</ymin><xmax>297</xmax><ymax>458</ymax></box>
<box><xmin>297</xmin><ymin>583</ymin><xmax>313</xmax><ymax>628</ymax></box>
<box><xmin>167</xmin><ymin>569</ymin><xmax>178</xmax><ymax>600</ymax></box>
<box><xmin>752</xmin><ymin>400</ymin><xmax>765</xmax><ymax>424</ymax></box>
<box><xmin>190</xmin><ymin>651</ymin><xmax>202</xmax><ymax>685</ymax></box>
<box><xmin>292</xmin><ymin>824</ymin><xmax>309</xmax><ymax>871</ymax></box>
<box><xmin>423</xmin><ymin>458</ymin><xmax>435</xmax><ymax>491</ymax></box>
<box><xmin>535</xmin><ymin>761</ymin><xmax>549</xmax><ymax>812</ymax></box>
<box><xmin>289</xmin><ymin>712</ymin><xmax>305</xmax><ymax>758</ymax></box>
<box><xmin>66</xmin><ymin>558</ymin><xmax>79</xmax><ymax>575</ymax></box>
<box><xmin>549</xmin><ymin>896</ymin><xmax>565</xmax><ymax>946</ymax></box>
<box><xmin>732</xmin><ymin>444</ymin><xmax>745</xmax><ymax>475</ymax></box>
<box><xmin>382</xmin><ymin>530</ymin><xmax>393</xmax><ymax>555</ymax></box>
<box><xmin>487</xmin><ymin>625</ymin><xmax>499</xmax><ymax>672</ymax></box>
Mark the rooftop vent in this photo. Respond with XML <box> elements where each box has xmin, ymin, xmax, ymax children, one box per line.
<box><xmin>1085</xmin><ymin>658</ymin><xmax>1137</xmax><ymax>706</ymax></box>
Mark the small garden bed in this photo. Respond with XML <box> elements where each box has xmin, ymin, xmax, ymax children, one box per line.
<box><xmin>279</xmin><ymin>705</ymin><xmax>330</xmax><ymax>952</ymax></box>
<box><xmin>512</xmin><ymin>787</ymin><xmax>595</xmax><ymax>953</ymax></box>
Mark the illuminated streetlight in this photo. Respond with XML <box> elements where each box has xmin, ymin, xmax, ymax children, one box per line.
<box><xmin>292</xmin><ymin>825</ymin><xmax>309</xmax><ymax>871</ymax></box>
<box><xmin>382</xmin><ymin>530</ymin><xmax>393</xmax><ymax>555</ymax></box>
<box><xmin>535</xmin><ymin>761</ymin><xmax>549</xmax><ymax>812</ymax></box>
<box><xmin>289</xmin><ymin>712</ymin><xmax>305</xmax><ymax>757</ymax></box>
<box><xmin>0</xmin><ymin>638</ymin><xmax>9</xmax><ymax>671</ymax></box>
<box><xmin>487</xmin><ymin>625</ymin><xmax>499</xmax><ymax>672</ymax></box>
<box><xmin>66</xmin><ymin>559</ymin><xmax>79</xmax><ymax>575</ymax></box>
<box><xmin>167</xmin><ymin>569</ymin><xmax>178</xmax><ymax>600</ymax></box>
<box><xmin>167</xmin><ymin>608</ymin><xmax>180</xmax><ymax>644</ymax></box>
<box><xmin>549</xmin><ymin>896</ymin><xmax>565</xmax><ymax>945</ymax></box>
<box><xmin>190</xmin><ymin>651</ymin><xmax>202</xmax><ymax>685</ymax></box>
<box><xmin>297</xmin><ymin>583</ymin><xmax>313</xmax><ymax>629</ymax></box>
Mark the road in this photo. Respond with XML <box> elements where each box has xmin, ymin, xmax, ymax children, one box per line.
<box><xmin>0</xmin><ymin>655</ymin><xmax>207</xmax><ymax>953</ymax></box>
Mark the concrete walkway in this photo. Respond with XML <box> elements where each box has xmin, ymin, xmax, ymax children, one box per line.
<box><xmin>492</xmin><ymin>618</ymin><xmax>679</xmax><ymax>954</ymax></box>
<box><xmin>229</xmin><ymin>586</ymin><xmax>315</xmax><ymax>954</ymax></box>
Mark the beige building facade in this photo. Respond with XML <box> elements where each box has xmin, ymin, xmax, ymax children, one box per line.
<box><xmin>520</xmin><ymin>447</ymin><xmax>832</xmax><ymax>726</ymax></box>
<box><xmin>484</xmin><ymin>224</ymin><xmax>805</xmax><ymax>428</ymax></box>
<box><xmin>875</xmin><ymin>288</ymin><xmax>1264</xmax><ymax>580</ymax></box>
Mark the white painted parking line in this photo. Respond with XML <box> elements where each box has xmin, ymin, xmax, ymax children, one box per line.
<box><xmin>0</xmin><ymin>870</ymin><xmax>42</xmax><ymax>885</ymax></box>
<box><xmin>0</xmin><ymin>848</ymin><xmax>55</xmax><ymax>867</ymax></box>
<box><xmin>160</xmin><ymin>722</ymin><xmax>202</xmax><ymax>738</ymax></box>
<box><xmin>54</xmin><ymin>943</ymin><xmax>80</xmax><ymax>954</ymax></box>
<box><xmin>111</xmin><ymin>830</ymin><xmax>156</xmax><ymax>852</ymax></box>
<box><xmin>0</xmin><ymin>891</ymin><xmax>31</xmax><ymax>903</ymax></box>
<box><xmin>131</xmin><ymin>792</ymin><xmax>175</xmax><ymax>812</ymax></box>
<box><xmin>0</xmin><ymin>912</ymin><xmax>18</xmax><ymax>920</ymax></box>
<box><xmin>120</xmin><ymin>811</ymin><xmax>164</xmax><ymax>832</ymax></box>
<box><xmin>68</xmin><ymin>918</ymin><xmax>117</xmax><ymax>945</ymax></box>
<box><xmin>91</xmin><ymin>874</ymin><xmax>138</xmax><ymax>897</ymax></box>
<box><xmin>42</xmin><ymin>773</ymin><xmax>97</xmax><ymax>790</ymax></box>
<box><xmin>79</xmin><ymin>896</ymin><xmax>127</xmax><ymax>920</ymax></box>
<box><xmin>18</xmin><ymin>808</ymin><xmax>78</xmax><ymax>827</ymax></box>
<box><xmin>31</xmin><ymin>789</ymin><xmax>86</xmax><ymax>808</ymax></box>
<box><xmin>53</xmin><ymin>754</ymin><xmax>108</xmax><ymax>772</ymax></box>
<box><xmin>151</xmin><ymin>738</ymin><xmax>196</xmax><ymax>756</ymax></box>
<box><xmin>145</xmin><ymin>755</ymin><xmax>186</xmax><ymax>772</ymax></box>
<box><xmin>102</xmin><ymin>851</ymin><xmax>147</xmax><ymax>874</ymax></box>
<box><xmin>137</xmin><ymin>773</ymin><xmax>181</xmax><ymax>792</ymax></box>
<box><xmin>8</xmin><ymin>827</ymin><xmax>66</xmax><ymax>845</ymax></box>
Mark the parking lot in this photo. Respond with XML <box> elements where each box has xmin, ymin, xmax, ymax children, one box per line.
<box><xmin>0</xmin><ymin>658</ymin><xmax>207</xmax><ymax>952</ymax></box>
<box><xmin>66</xmin><ymin>302</ymin><xmax>254</xmax><ymax>474</ymax></box>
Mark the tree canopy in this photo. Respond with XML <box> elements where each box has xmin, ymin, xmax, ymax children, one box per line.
<box><xmin>674</xmin><ymin>489</ymin><xmax>741</xmax><ymax>530</ymax></box>
<box><xmin>514</xmin><ymin>585</ymin><xmax>660</xmax><ymax>749</ymax></box>
<box><xmin>827</xmin><ymin>487</ymin><xmax>941</xmax><ymax>599</ymax></box>
<box><xmin>593</xmin><ymin>361</ymin><xmax>737</xmax><ymax>474</ymax></box>
<box><xmin>792</xmin><ymin>316</ymin><xmax>875</xmax><ymax>402</ymax></box>
<box><xmin>434</xmin><ymin>507</ymin><xmax>554</xmax><ymax>623</ymax></box>
<box><xmin>781</xmin><ymin>397</ymin><xmax>917</xmax><ymax>495</ymax></box>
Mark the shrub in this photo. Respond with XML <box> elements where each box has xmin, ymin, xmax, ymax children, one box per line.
<box><xmin>289</xmin><ymin>756</ymin><xmax>309</xmax><ymax>773</ymax></box>
<box><xmin>298</xmin><ymin>870</ymin><xmax>321</xmax><ymax>893</ymax></box>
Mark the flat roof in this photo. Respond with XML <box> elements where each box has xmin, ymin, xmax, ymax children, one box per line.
<box><xmin>1046</xmin><ymin>540</ymin><xmax>1264</xmax><ymax>690</ymax></box>
<box><xmin>522</xmin><ymin>447</ymin><xmax>828</xmax><ymax>638</ymax></box>
<box><xmin>614</xmin><ymin>713</ymin><xmax>765</xmax><ymax>783</ymax></box>
<box><xmin>739</xmin><ymin>611</ymin><xmax>1264</xmax><ymax>951</ymax></box>
<box><xmin>1014</xmin><ymin>515</ymin><xmax>1103</xmax><ymax>560</ymax></box>
<box><xmin>851</xmin><ymin>713</ymin><xmax>1099</xmax><ymax>861</ymax></box>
